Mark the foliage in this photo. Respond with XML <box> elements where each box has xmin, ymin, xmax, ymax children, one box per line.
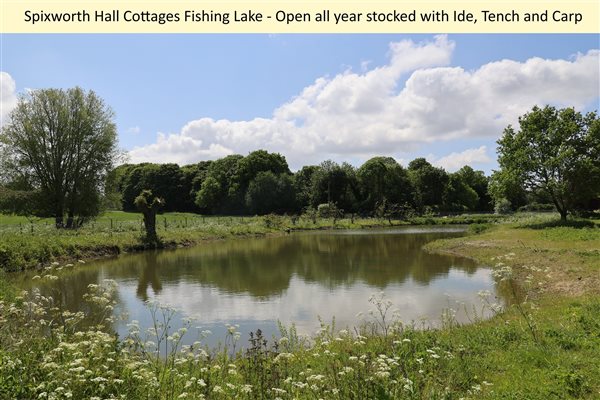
<box><xmin>0</xmin><ymin>87</ymin><xmax>118</xmax><ymax>228</ymax></box>
<box><xmin>455</xmin><ymin>166</ymin><xmax>492</xmax><ymax>211</ymax></box>
<box><xmin>488</xmin><ymin>170</ymin><xmax>528</xmax><ymax>210</ymax></box>
<box><xmin>134</xmin><ymin>190</ymin><xmax>165</xmax><ymax>245</ymax></box>
<box><xmin>357</xmin><ymin>156</ymin><xmax>414</xmax><ymax>213</ymax></box>
<box><xmin>194</xmin><ymin>155</ymin><xmax>244</xmax><ymax>214</ymax></box>
<box><xmin>443</xmin><ymin>173</ymin><xmax>479</xmax><ymax>211</ymax></box>
<box><xmin>496</xmin><ymin>105</ymin><xmax>600</xmax><ymax>220</ymax></box>
<box><xmin>118</xmin><ymin>163</ymin><xmax>191</xmax><ymax>212</ymax></box>
<box><xmin>517</xmin><ymin>202</ymin><xmax>555</xmax><ymax>212</ymax></box>
<box><xmin>99</xmin><ymin>150</ymin><xmax>592</xmax><ymax>219</ymax></box>
<box><xmin>494</xmin><ymin>198</ymin><xmax>513</xmax><ymax>215</ymax></box>
<box><xmin>0</xmin><ymin>187</ymin><xmax>46</xmax><ymax>218</ymax></box>
<box><xmin>229</xmin><ymin>150</ymin><xmax>291</xmax><ymax>211</ymax></box>
<box><xmin>245</xmin><ymin>171</ymin><xmax>296</xmax><ymax>215</ymax></box>
<box><xmin>408</xmin><ymin>158</ymin><xmax>449</xmax><ymax>212</ymax></box>
<box><xmin>310</xmin><ymin>161</ymin><xmax>359</xmax><ymax>212</ymax></box>
<box><xmin>316</xmin><ymin>202</ymin><xmax>343</xmax><ymax>221</ymax></box>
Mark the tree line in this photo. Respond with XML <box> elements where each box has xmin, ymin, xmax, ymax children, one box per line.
<box><xmin>107</xmin><ymin>151</ymin><xmax>493</xmax><ymax>217</ymax></box>
<box><xmin>1</xmin><ymin>87</ymin><xmax>598</xmax><ymax>226</ymax></box>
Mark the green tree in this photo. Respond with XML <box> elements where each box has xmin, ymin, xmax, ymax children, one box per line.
<box><xmin>294</xmin><ymin>165</ymin><xmax>319</xmax><ymax>209</ymax></box>
<box><xmin>443</xmin><ymin>173</ymin><xmax>479</xmax><ymax>211</ymax></box>
<box><xmin>455</xmin><ymin>166</ymin><xmax>492</xmax><ymax>211</ymax></box>
<box><xmin>407</xmin><ymin>158</ymin><xmax>449</xmax><ymax>211</ymax></box>
<box><xmin>357</xmin><ymin>157</ymin><xmax>414</xmax><ymax>213</ymax></box>
<box><xmin>195</xmin><ymin>176</ymin><xmax>223</xmax><ymax>211</ymax></box>
<box><xmin>0</xmin><ymin>187</ymin><xmax>46</xmax><ymax>218</ymax></box>
<box><xmin>228</xmin><ymin>150</ymin><xmax>290</xmax><ymax>213</ymax></box>
<box><xmin>0</xmin><ymin>87</ymin><xmax>118</xmax><ymax>228</ymax></box>
<box><xmin>245</xmin><ymin>171</ymin><xmax>296</xmax><ymax>215</ymax></box>
<box><xmin>496</xmin><ymin>105</ymin><xmax>600</xmax><ymax>220</ymax></box>
<box><xmin>311</xmin><ymin>161</ymin><xmax>359</xmax><ymax>212</ymax></box>
<box><xmin>488</xmin><ymin>170</ymin><xmax>528</xmax><ymax>211</ymax></box>
<box><xmin>134</xmin><ymin>190</ymin><xmax>164</xmax><ymax>245</ymax></box>
<box><xmin>118</xmin><ymin>163</ymin><xmax>187</xmax><ymax>212</ymax></box>
<box><xmin>182</xmin><ymin>161</ymin><xmax>212</xmax><ymax>211</ymax></box>
<box><xmin>194</xmin><ymin>154</ymin><xmax>243</xmax><ymax>213</ymax></box>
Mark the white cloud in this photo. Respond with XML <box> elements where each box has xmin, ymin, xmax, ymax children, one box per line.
<box><xmin>0</xmin><ymin>72</ymin><xmax>18</xmax><ymax>127</ymax></box>
<box><xmin>128</xmin><ymin>37</ymin><xmax>600</xmax><ymax>168</ymax></box>
<box><xmin>430</xmin><ymin>146</ymin><xmax>493</xmax><ymax>172</ymax></box>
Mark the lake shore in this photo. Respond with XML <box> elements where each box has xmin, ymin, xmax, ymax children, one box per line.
<box><xmin>1</xmin><ymin>213</ymin><xmax>599</xmax><ymax>398</ymax></box>
<box><xmin>0</xmin><ymin>211</ymin><xmax>499</xmax><ymax>272</ymax></box>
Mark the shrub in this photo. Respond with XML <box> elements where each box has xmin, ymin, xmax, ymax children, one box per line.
<box><xmin>494</xmin><ymin>198</ymin><xmax>512</xmax><ymax>215</ymax></box>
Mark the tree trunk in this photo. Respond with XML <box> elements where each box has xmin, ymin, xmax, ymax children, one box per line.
<box><xmin>550</xmin><ymin>195</ymin><xmax>568</xmax><ymax>222</ymax></box>
<box><xmin>560</xmin><ymin>209</ymin><xmax>567</xmax><ymax>221</ymax></box>
<box><xmin>66</xmin><ymin>210</ymin><xmax>75</xmax><ymax>229</ymax></box>
<box><xmin>142</xmin><ymin>210</ymin><xmax>158</xmax><ymax>243</ymax></box>
<box><xmin>54</xmin><ymin>204</ymin><xmax>64</xmax><ymax>228</ymax></box>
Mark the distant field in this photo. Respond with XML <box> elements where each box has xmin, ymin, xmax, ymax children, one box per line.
<box><xmin>1</xmin><ymin>210</ymin><xmax>224</xmax><ymax>226</ymax></box>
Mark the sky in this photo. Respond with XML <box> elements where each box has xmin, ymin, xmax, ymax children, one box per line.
<box><xmin>1</xmin><ymin>34</ymin><xmax>599</xmax><ymax>173</ymax></box>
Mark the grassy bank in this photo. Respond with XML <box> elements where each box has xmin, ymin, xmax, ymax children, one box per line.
<box><xmin>0</xmin><ymin>211</ymin><xmax>500</xmax><ymax>271</ymax></box>
<box><xmin>1</xmin><ymin>214</ymin><xmax>599</xmax><ymax>399</ymax></box>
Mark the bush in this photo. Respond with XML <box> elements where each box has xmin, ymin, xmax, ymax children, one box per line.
<box><xmin>517</xmin><ymin>203</ymin><xmax>555</xmax><ymax>212</ymax></box>
<box><xmin>494</xmin><ymin>198</ymin><xmax>512</xmax><ymax>215</ymax></box>
<box><xmin>317</xmin><ymin>202</ymin><xmax>342</xmax><ymax>219</ymax></box>
<box><xmin>468</xmin><ymin>223</ymin><xmax>492</xmax><ymax>234</ymax></box>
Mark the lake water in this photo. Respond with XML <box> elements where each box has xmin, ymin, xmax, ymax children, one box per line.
<box><xmin>19</xmin><ymin>227</ymin><xmax>501</xmax><ymax>347</ymax></box>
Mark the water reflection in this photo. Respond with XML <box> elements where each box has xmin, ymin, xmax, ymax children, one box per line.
<box><xmin>17</xmin><ymin>227</ymin><xmax>503</xmax><ymax>347</ymax></box>
<box><xmin>122</xmin><ymin>229</ymin><xmax>481</xmax><ymax>300</ymax></box>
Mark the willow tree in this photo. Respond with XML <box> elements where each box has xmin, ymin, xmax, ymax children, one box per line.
<box><xmin>496</xmin><ymin>106</ymin><xmax>600</xmax><ymax>221</ymax></box>
<box><xmin>0</xmin><ymin>87</ymin><xmax>118</xmax><ymax>228</ymax></box>
<box><xmin>134</xmin><ymin>190</ymin><xmax>164</xmax><ymax>245</ymax></box>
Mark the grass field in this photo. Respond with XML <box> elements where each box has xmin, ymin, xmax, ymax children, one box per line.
<box><xmin>1</xmin><ymin>212</ymin><xmax>599</xmax><ymax>398</ymax></box>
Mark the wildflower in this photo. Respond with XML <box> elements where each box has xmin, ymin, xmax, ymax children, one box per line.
<box><xmin>241</xmin><ymin>385</ymin><xmax>252</xmax><ymax>393</ymax></box>
<box><xmin>274</xmin><ymin>352</ymin><xmax>295</xmax><ymax>363</ymax></box>
<box><xmin>375</xmin><ymin>371</ymin><xmax>391</xmax><ymax>379</ymax></box>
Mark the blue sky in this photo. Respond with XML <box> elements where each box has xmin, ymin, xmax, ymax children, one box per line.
<box><xmin>1</xmin><ymin>34</ymin><xmax>599</xmax><ymax>173</ymax></box>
